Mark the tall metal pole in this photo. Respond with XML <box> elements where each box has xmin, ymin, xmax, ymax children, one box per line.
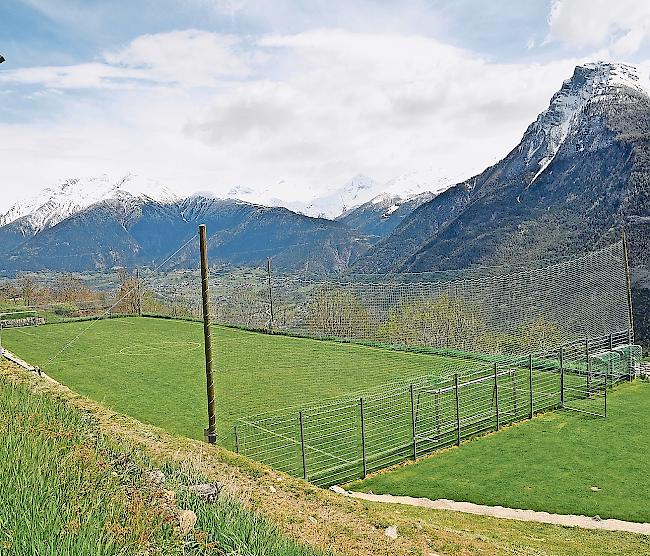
<box><xmin>622</xmin><ymin>230</ymin><xmax>634</xmax><ymax>341</ymax></box>
<box><xmin>199</xmin><ymin>225</ymin><xmax>217</xmax><ymax>444</ymax></box>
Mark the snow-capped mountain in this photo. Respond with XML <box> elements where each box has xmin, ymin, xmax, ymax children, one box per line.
<box><xmin>381</xmin><ymin>166</ymin><xmax>479</xmax><ymax>200</ymax></box>
<box><xmin>337</xmin><ymin>191</ymin><xmax>436</xmax><ymax>238</ymax></box>
<box><xmin>0</xmin><ymin>191</ymin><xmax>371</xmax><ymax>273</ymax></box>
<box><xmin>298</xmin><ymin>174</ymin><xmax>378</xmax><ymax>218</ymax></box>
<box><xmin>293</xmin><ymin>167</ymin><xmax>477</xmax><ymax>219</ymax></box>
<box><xmin>0</xmin><ymin>173</ymin><xmax>179</xmax><ymax>233</ymax></box>
<box><xmin>354</xmin><ymin>61</ymin><xmax>650</xmax><ymax>274</ymax></box>
<box><xmin>522</xmin><ymin>62</ymin><xmax>647</xmax><ymax>184</ymax></box>
<box><xmin>222</xmin><ymin>173</ymin><xmax>439</xmax><ymax>219</ymax></box>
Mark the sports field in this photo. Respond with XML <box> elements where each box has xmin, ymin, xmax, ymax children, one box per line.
<box><xmin>0</xmin><ymin>316</ymin><xmax>472</xmax><ymax>443</ymax></box>
<box><xmin>348</xmin><ymin>380</ymin><xmax>650</xmax><ymax>523</ymax></box>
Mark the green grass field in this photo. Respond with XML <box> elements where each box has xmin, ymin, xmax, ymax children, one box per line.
<box><xmin>0</xmin><ymin>316</ymin><xmax>471</xmax><ymax>444</ymax></box>
<box><xmin>348</xmin><ymin>380</ymin><xmax>650</xmax><ymax>523</ymax></box>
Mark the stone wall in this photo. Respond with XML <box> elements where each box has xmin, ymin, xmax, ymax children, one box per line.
<box><xmin>0</xmin><ymin>317</ymin><xmax>45</xmax><ymax>328</ymax></box>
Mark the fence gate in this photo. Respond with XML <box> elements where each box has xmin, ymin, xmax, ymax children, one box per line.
<box><xmin>413</xmin><ymin>368</ymin><xmax>524</xmax><ymax>458</ymax></box>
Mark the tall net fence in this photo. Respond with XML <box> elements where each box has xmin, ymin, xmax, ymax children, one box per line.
<box><xmin>0</xmin><ymin>240</ymin><xmax>642</xmax><ymax>487</ymax></box>
<box><xmin>208</xmin><ymin>241</ymin><xmax>632</xmax><ymax>356</ymax></box>
<box><xmin>197</xmin><ymin>240</ymin><xmax>640</xmax><ymax>485</ymax></box>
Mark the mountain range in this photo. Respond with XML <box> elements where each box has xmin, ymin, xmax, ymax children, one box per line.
<box><xmin>0</xmin><ymin>185</ymin><xmax>369</xmax><ymax>274</ymax></box>
<box><xmin>1</xmin><ymin>61</ymin><xmax>649</xmax><ymax>347</ymax></box>
<box><xmin>0</xmin><ymin>173</ymin><xmax>452</xmax><ymax>273</ymax></box>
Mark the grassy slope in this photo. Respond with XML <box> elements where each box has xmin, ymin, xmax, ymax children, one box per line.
<box><xmin>2</xmin><ymin>362</ymin><xmax>649</xmax><ymax>556</ymax></box>
<box><xmin>0</xmin><ymin>363</ymin><xmax>327</xmax><ymax>556</ymax></box>
<box><xmin>349</xmin><ymin>381</ymin><xmax>650</xmax><ymax>523</ymax></box>
<box><xmin>1</xmin><ymin>317</ymin><xmax>473</xmax><ymax>439</ymax></box>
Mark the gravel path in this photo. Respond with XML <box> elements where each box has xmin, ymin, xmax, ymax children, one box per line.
<box><xmin>334</xmin><ymin>488</ymin><xmax>650</xmax><ymax>535</ymax></box>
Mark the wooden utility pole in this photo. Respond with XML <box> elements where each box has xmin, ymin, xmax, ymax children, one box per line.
<box><xmin>136</xmin><ymin>267</ymin><xmax>142</xmax><ymax>316</ymax></box>
<box><xmin>199</xmin><ymin>224</ymin><xmax>217</xmax><ymax>444</ymax></box>
<box><xmin>267</xmin><ymin>257</ymin><xmax>274</xmax><ymax>333</ymax></box>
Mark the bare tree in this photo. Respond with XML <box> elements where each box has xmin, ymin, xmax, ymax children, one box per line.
<box><xmin>17</xmin><ymin>276</ymin><xmax>36</xmax><ymax>307</ymax></box>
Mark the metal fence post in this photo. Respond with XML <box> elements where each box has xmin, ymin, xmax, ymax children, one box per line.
<box><xmin>360</xmin><ymin>397</ymin><xmax>367</xmax><ymax>478</ymax></box>
<box><xmin>604</xmin><ymin>377</ymin><xmax>607</xmax><ymax>418</ymax></box>
<box><xmin>529</xmin><ymin>354</ymin><xmax>534</xmax><ymax>419</ymax></box>
<box><xmin>410</xmin><ymin>385</ymin><xmax>417</xmax><ymax>460</ymax></box>
<box><xmin>627</xmin><ymin>328</ymin><xmax>634</xmax><ymax>380</ymax></box>
<box><xmin>235</xmin><ymin>426</ymin><xmax>240</xmax><ymax>454</ymax></box>
<box><xmin>560</xmin><ymin>347</ymin><xmax>564</xmax><ymax>407</ymax></box>
<box><xmin>455</xmin><ymin>374</ymin><xmax>461</xmax><ymax>446</ymax></box>
<box><xmin>299</xmin><ymin>411</ymin><xmax>307</xmax><ymax>480</ymax></box>
<box><xmin>494</xmin><ymin>363</ymin><xmax>500</xmax><ymax>431</ymax></box>
<box><xmin>512</xmin><ymin>369</ymin><xmax>518</xmax><ymax>418</ymax></box>
<box><xmin>622</xmin><ymin>230</ymin><xmax>634</xmax><ymax>343</ymax></box>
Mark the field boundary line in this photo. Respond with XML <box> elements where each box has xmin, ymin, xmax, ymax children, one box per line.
<box><xmin>333</xmin><ymin>490</ymin><xmax>650</xmax><ymax>535</ymax></box>
<box><xmin>240</xmin><ymin>419</ymin><xmax>354</xmax><ymax>465</ymax></box>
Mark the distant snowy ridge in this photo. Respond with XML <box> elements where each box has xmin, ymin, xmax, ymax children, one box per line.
<box><xmin>294</xmin><ymin>166</ymin><xmax>480</xmax><ymax>219</ymax></box>
<box><xmin>0</xmin><ymin>173</ymin><xmax>179</xmax><ymax>232</ymax></box>
<box><xmin>0</xmin><ymin>166</ymin><xmax>473</xmax><ymax>232</ymax></box>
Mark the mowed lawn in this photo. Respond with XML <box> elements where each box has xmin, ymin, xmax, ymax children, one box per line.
<box><xmin>1</xmin><ymin>316</ymin><xmax>472</xmax><ymax>444</ymax></box>
<box><xmin>348</xmin><ymin>381</ymin><xmax>650</xmax><ymax>523</ymax></box>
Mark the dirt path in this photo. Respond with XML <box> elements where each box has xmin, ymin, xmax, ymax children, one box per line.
<box><xmin>336</xmin><ymin>489</ymin><xmax>650</xmax><ymax>535</ymax></box>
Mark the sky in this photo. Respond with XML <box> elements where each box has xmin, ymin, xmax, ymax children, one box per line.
<box><xmin>2</xmin><ymin>0</ymin><xmax>650</xmax><ymax>208</ymax></box>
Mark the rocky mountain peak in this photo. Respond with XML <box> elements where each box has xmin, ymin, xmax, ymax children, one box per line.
<box><xmin>520</xmin><ymin>62</ymin><xmax>648</xmax><ymax>184</ymax></box>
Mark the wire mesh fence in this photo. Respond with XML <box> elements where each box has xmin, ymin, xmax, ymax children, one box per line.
<box><xmin>235</xmin><ymin>330</ymin><xmax>642</xmax><ymax>487</ymax></box>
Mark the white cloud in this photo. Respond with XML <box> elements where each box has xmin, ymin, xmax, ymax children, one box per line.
<box><xmin>0</xmin><ymin>30</ymin><xmax>256</xmax><ymax>89</ymax></box>
<box><xmin>0</xmin><ymin>63</ymin><xmax>144</xmax><ymax>89</ymax></box>
<box><xmin>548</xmin><ymin>0</ymin><xmax>650</xmax><ymax>56</ymax></box>
<box><xmin>104</xmin><ymin>30</ymin><xmax>256</xmax><ymax>85</ymax></box>
<box><xmin>184</xmin><ymin>30</ymin><xmax>578</xmax><ymax>196</ymax></box>
<box><xmin>0</xmin><ymin>28</ymin><xmax>595</xmax><ymax>209</ymax></box>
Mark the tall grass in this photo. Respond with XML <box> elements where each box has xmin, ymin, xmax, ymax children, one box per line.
<box><xmin>0</xmin><ymin>378</ymin><xmax>327</xmax><ymax>556</ymax></box>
